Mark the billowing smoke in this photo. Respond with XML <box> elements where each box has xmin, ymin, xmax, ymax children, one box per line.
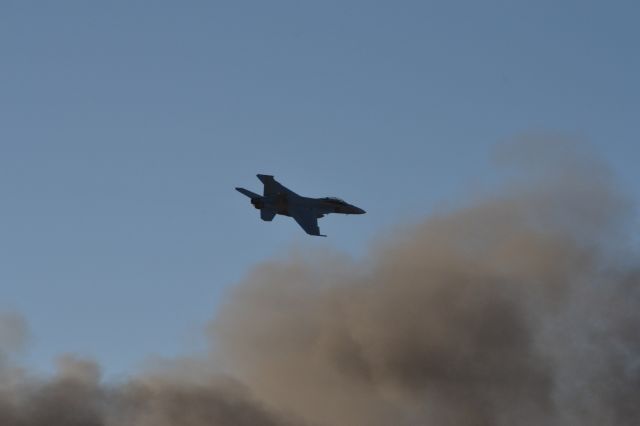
<box><xmin>2</xmin><ymin>140</ymin><xmax>640</xmax><ymax>425</ymax></box>
<box><xmin>0</xmin><ymin>343</ymin><xmax>299</xmax><ymax>426</ymax></box>
<box><xmin>0</xmin><ymin>340</ymin><xmax>298</xmax><ymax>426</ymax></box>
<box><xmin>211</xmin><ymin>140</ymin><xmax>640</xmax><ymax>425</ymax></box>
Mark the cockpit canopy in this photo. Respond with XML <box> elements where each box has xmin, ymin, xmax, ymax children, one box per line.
<box><xmin>323</xmin><ymin>197</ymin><xmax>347</xmax><ymax>204</ymax></box>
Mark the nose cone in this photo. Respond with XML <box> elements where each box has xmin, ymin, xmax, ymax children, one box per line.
<box><xmin>352</xmin><ymin>206</ymin><xmax>366</xmax><ymax>214</ymax></box>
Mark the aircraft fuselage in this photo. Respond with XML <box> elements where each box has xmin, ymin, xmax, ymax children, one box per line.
<box><xmin>236</xmin><ymin>174</ymin><xmax>365</xmax><ymax>236</ymax></box>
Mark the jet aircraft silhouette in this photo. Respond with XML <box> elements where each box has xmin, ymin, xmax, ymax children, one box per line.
<box><xmin>236</xmin><ymin>174</ymin><xmax>365</xmax><ymax>237</ymax></box>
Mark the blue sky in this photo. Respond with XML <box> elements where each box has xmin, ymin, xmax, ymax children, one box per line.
<box><xmin>0</xmin><ymin>1</ymin><xmax>638</xmax><ymax>377</ymax></box>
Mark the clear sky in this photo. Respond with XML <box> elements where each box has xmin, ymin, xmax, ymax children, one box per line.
<box><xmin>1</xmin><ymin>1</ymin><xmax>638</xmax><ymax>377</ymax></box>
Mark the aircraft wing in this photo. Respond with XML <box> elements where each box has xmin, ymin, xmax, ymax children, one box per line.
<box><xmin>290</xmin><ymin>207</ymin><xmax>325</xmax><ymax>237</ymax></box>
<box><xmin>257</xmin><ymin>174</ymin><xmax>298</xmax><ymax>197</ymax></box>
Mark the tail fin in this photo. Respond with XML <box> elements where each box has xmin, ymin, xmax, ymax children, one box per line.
<box><xmin>236</xmin><ymin>187</ymin><xmax>261</xmax><ymax>199</ymax></box>
<box><xmin>256</xmin><ymin>174</ymin><xmax>275</xmax><ymax>184</ymax></box>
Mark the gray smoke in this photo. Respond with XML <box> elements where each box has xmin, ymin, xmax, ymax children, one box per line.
<box><xmin>212</xmin><ymin>140</ymin><xmax>640</xmax><ymax>425</ymax></box>
<box><xmin>0</xmin><ymin>349</ymin><xmax>299</xmax><ymax>426</ymax></box>
<box><xmin>2</xmin><ymin>140</ymin><xmax>640</xmax><ymax>425</ymax></box>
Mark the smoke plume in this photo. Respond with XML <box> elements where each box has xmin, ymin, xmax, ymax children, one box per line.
<box><xmin>2</xmin><ymin>140</ymin><xmax>640</xmax><ymax>425</ymax></box>
<box><xmin>0</xmin><ymin>347</ymin><xmax>299</xmax><ymax>426</ymax></box>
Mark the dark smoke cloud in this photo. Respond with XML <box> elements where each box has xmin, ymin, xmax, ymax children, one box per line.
<box><xmin>0</xmin><ymin>350</ymin><xmax>299</xmax><ymax>426</ymax></box>
<box><xmin>211</xmin><ymin>140</ymin><xmax>640</xmax><ymax>425</ymax></box>
<box><xmin>2</xmin><ymin>140</ymin><xmax>640</xmax><ymax>425</ymax></box>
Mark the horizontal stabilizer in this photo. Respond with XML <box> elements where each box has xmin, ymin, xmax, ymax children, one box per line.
<box><xmin>236</xmin><ymin>187</ymin><xmax>261</xmax><ymax>199</ymax></box>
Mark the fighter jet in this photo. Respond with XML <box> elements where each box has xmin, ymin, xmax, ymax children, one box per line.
<box><xmin>236</xmin><ymin>174</ymin><xmax>365</xmax><ymax>237</ymax></box>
